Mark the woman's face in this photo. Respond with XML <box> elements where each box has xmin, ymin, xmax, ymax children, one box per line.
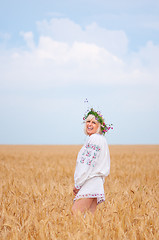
<box><xmin>86</xmin><ymin>118</ymin><xmax>99</xmax><ymax>136</ymax></box>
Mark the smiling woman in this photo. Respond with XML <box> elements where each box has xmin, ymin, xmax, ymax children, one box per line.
<box><xmin>72</xmin><ymin>108</ymin><xmax>112</xmax><ymax>215</ymax></box>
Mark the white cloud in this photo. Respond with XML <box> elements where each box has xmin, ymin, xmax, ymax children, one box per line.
<box><xmin>128</xmin><ymin>41</ymin><xmax>159</xmax><ymax>84</ymax></box>
<box><xmin>36</xmin><ymin>18</ymin><xmax>128</xmax><ymax>56</ymax></box>
<box><xmin>20</xmin><ymin>31</ymin><xmax>35</xmax><ymax>49</ymax></box>
<box><xmin>0</xmin><ymin>37</ymin><xmax>126</xmax><ymax>89</ymax></box>
<box><xmin>0</xmin><ymin>18</ymin><xmax>159</xmax><ymax>92</ymax></box>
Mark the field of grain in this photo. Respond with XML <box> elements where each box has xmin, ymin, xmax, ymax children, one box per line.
<box><xmin>0</xmin><ymin>144</ymin><xmax>159</xmax><ymax>240</ymax></box>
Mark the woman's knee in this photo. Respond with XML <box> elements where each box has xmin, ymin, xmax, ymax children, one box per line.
<box><xmin>72</xmin><ymin>198</ymin><xmax>95</xmax><ymax>215</ymax></box>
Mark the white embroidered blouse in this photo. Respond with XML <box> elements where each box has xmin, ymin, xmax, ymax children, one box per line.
<box><xmin>74</xmin><ymin>133</ymin><xmax>110</xmax><ymax>189</ymax></box>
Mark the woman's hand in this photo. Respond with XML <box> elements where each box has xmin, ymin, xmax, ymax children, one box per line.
<box><xmin>73</xmin><ymin>186</ymin><xmax>79</xmax><ymax>196</ymax></box>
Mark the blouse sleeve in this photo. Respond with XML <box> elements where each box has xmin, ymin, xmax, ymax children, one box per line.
<box><xmin>74</xmin><ymin>134</ymin><xmax>101</xmax><ymax>189</ymax></box>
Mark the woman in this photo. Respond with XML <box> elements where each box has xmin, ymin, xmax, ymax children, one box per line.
<box><xmin>72</xmin><ymin>108</ymin><xmax>112</xmax><ymax>215</ymax></box>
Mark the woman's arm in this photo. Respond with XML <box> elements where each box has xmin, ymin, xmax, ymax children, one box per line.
<box><xmin>74</xmin><ymin>135</ymin><xmax>101</xmax><ymax>189</ymax></box>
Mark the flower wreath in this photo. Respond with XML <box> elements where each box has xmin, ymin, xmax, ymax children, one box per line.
<box><xmin>83</xmin><ymin>108</ymin><xmax>113</xmax><ymax>135</ymax></box>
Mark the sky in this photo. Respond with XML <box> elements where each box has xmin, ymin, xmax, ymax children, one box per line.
<box><xmin>0</xmin><ymin>0</ymin><xmax>159</xmax><ymax>145</ymax></box>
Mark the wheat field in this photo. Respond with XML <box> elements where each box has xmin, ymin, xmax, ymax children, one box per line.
<box><xmin>0</xmin><ymin>144</ymin><xmax>159</xmax><ymax>240</ymax></box>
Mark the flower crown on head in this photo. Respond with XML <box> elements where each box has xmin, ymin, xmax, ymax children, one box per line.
<box><xmin>83</xmin><ymin>108</ymin><xmax>113</xmax><ymax>135</ymax></box>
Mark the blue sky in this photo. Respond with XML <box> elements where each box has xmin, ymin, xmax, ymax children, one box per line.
<box><xmin>0</xmin><ymin>0</ymin><xmax>159</xmax><ymax>144</ymax></box>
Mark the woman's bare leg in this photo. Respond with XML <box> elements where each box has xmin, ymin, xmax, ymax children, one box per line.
<box><xmin>72</xmin><ymin>198</ymin><xmax>97</xmax><ymax>215</ymax></box>
<box><xmin>89</xmin><ymin>198</ymin><xmax>97</xmax><ymax>214</ymax></box>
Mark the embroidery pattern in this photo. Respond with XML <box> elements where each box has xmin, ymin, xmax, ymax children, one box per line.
<box><xmin>79</xmin><ymin>143</ymin><xmax>101</xmax><ymax>167</ymax></box>
<box><xmin>86</xmin><ymin>143</ymin><xmax>101</xmax><ymax>152</ymax></box>
<box><xmin>75</xmin><ymin>184</ymin><xmax>81</xmax><ymax>190</ymax></box>
<box><xmin>74</xmin><ymin>193</ymin><xmax>105</xmax><ymax>205</ymax></box>
<box><xmin>86</xmin><ymin>151</ymin><xmax>91</xmax><ymax>157</ymax></box>
<box><xmin>80</xmin><ymin>157</ymin><xmax>85</xmax><ymax>164</ymax></box>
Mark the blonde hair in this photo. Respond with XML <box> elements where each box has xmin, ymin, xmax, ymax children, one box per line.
<box><xmin>84</xmin><ymin>114</ymin><xmax>102</xmax><ymax>135</ymax></box>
